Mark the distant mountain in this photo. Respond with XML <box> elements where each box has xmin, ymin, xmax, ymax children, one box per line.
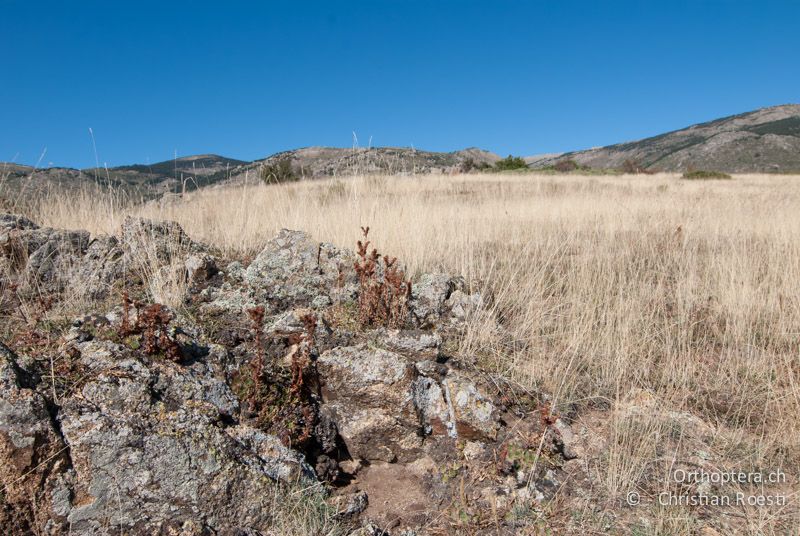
<box><xmin>110</xmin><ymin>154</ymin><xmax>247</xmax><ymax>178</ymax></box>
<box><xmin>1</xmin><ymin>148</ymin><xmax>501</xmax><ymax>206</ymax></box>
<box><xmin>1</xmin><ymin>155</ymin><xmax>248</xmax><ymax>206</ymax></box>
<box><xmin>529</xmin><ymin>104</ymin><xmax>800</xmax><ymax>173</ymax></box>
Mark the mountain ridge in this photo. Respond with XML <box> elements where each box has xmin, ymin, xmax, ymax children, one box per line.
<box><xmin>529</xmin><ymin>104</ymin><xmax>800</xmax><ymax>172</ymax></box>
<box><xmin>4</xmin><ymin>104</ymin><xmax>800</xmax><ymax>204</ymax></box>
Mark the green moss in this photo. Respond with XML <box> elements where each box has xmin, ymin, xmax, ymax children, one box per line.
<box><xmin>124</xmin><ymin>335</ymin><xmax>141</xmax><ymax>350</ymax></box>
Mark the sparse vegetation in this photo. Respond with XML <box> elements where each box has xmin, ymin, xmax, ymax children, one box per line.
<box><xmin>260</xmin><ymin>156</ymin><xmax>298</xmax><ymax>184</ymax></box>
<box><xmin>494</xmin><ymin>154</ymin><xmax>529</xmax><ymax>171</ymax></box>
<box><xmin>682</xmin><ymin>169</ymin><xmax>732</xmax><ymax>180</ymax></box>
<box><xmin>551</xmin><ymin>159</ymin><xmax>581</xmax><ymax>172</ymax></box>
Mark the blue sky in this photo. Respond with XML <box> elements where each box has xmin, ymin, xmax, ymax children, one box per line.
<box><xmin>2</xmin><ymin>0</ymin><xmax>798</xmax><ymax>168</ymax></box>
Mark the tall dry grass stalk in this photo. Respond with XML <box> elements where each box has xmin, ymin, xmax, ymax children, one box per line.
<box><xmin>28</xmin><ymin>171</ymin><xmax>800</xmax><ymax>527</ymax></box>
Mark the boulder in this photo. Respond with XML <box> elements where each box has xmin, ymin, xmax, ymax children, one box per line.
<box><xmin>119</xmin><ymin>216</ymin><xmax>202</xmax><ymax>263</ymax></box>
<box><xmin>5</xmin><ymin>336</ymin><xmax>315</xmax><ymax>535</ymax></box>
<box><xmin>245</xmin><ymin>229</ymin><xmax>358</xmax><ymax>310</ymax></box>
<box><xmin>410</xmin><ymin>273</ymin><xmax>482</xmax><ymax>328</ymax></box>
<box><xmin>0</xmin><ymin>343</ymin><xmax>70</xmax><ymax>534</ymax></box>
<box><xmin>317</xmin><ymin>343</ymin><xmax>500</xmax><ymax>464</ymax></box>
<box><xmin>317</xmin><ymin>345</ymin><xmax>421</xmax><ymax>463</ymax></box>
<box><xmin>0</xmin><ymin>220</ymin><xmax>91</xmax><ymax>294</ymax></box>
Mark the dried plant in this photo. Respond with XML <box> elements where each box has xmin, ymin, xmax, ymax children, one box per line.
<box><xmin>247</xmin><ymin>305</ymin><xmax>266</xmax><ymax>395</ymax></box>
<box><xmin>138</xmin><ymin>303</ymin><xmax>181</xmax><ymax>362</ymax></box>
<box><xmin>353</xmin><ymin>227</ymin><xmax>411</xmax><ymax>328</ymax></box>
<box><xmin>114</xmin><ymin>292</ymin><xmax>181</xmax><ymax>362</ymax></box>
<box><xmin>236</xmin><ymin>308</ymin><xmax>320</xmax><ymax>450</ymax></box>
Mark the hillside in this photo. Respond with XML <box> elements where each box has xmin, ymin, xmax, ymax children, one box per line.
<box><xmin>1</xmin><ymin>155</ymin><xmax>246</xmax><ymax>208</ymax></box>
<box><xmin>530</xmin><ymin>104</ymin><xmax>800</xmax><ymax>172</ymax></box>
<box><xmin>229</xmin><ymin>146</ymin><xmax>501</xmax><ymax>182</ymax></box>
<box><xmin>2</xmin><ymin>148</ymin><xmax>501</xmax><ymax>206</ymax></box>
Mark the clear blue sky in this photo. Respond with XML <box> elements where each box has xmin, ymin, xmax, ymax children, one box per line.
<box><xmin>2</xmin><ymin>0</ymin><xmax>798</xmax><ymax>168</ymax></box>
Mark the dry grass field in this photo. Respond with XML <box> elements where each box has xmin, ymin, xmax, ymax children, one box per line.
<box><xmin>12</xmin><ymin>171</ymin><xmax>800</xmax><ymax>533</ymax></box>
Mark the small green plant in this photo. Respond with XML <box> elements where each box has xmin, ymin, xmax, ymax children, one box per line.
<box><xmin>682</xmin><ymin>170</ymin><xmax>732</xmax><ymax>180</ymax></box>
<box><xmin>494</xmin><ymin>155</ymin><xmax>529</xmax><ymax>171</ymax></box>
<box><xmin>260</xmin><ymin>156</ymin><xmax>298</xmax><ymax>184</ymax></box>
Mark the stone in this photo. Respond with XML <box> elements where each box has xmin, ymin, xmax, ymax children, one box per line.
<box><xmin>120</xmin><ymin>216</ymin><xmax>201</xmax><ymax>262</ymax></box>
<box><xmin>317</xmin><ymin>345</ymin><xmax>421</xmax><ymax>462</ymax></box>
<box><xmin>409</xmin><ymin>273</ymin><xmax>485</xmax><ymax>328</ymax></box>
<box><xmin>374</xmin><ymin>328</ymin><xmax>441</xmax><ymax>360</ymax></box>
<box><xmin>410</xmin><ymin>273</ymin><xmax>457</xmax><ymax>327</ymax></box>
<box><xmin>0</xmin><ymin>343</ymin><xmax>69</xmax><ymax>533</ymax></box>
<box><xmin>184</xmin><ymin>252</ymin><xmax>218</xmax><ymax>282</ymax></box>
<box><xmin>45</xmin><ymin>338</ymin><xmax>315</xmax><ymax>534</ymax></box>
<box><xmin>245</xmin><ymin>229</ymin><xmax>358</xmax><ymax>309</ymax></box>
<box><xmin>442</xmin><ymin>373</ymin><xmax>499</xmax><ymax>440</ymax></box>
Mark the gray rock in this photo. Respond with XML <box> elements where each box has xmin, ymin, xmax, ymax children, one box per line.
<box><xmin>69</xmin><ymin>235</ymin><xmax>125</xmax><ymax>300</ymax></box>
<box><xmin>318</xmin><ymin>343</ymin><xmax>501</xmax><ymax>464</ymax></box>
<box><xmin>120</xmin><ymin>216</ymin><xmax>202</xmax><ymax>262</ymax></box>
<box><xmin>374</xmin><ymin>328</ymin><xmax>441</xmax><ymax>360</ymax></box>
<box><xmin>410</xmin><ymin>273</ymin><xmax>456</xmax><ymax>327</ymax></box>
<box><xmin>0</xmin><ymin>343</ymin><xmax>69</xmax><ymax>533</ymax></box>
<box><xmin>317</xmin><ymin>345</ymin><xmax>421</xmax><ymax>462</ymax></box>
<box><xmin>444</xmin><ymin>289</ymin><xmax>484</xmax><ymax>321</ymax></box>
<box><xmin>0</xmin><ymin>222</ymin><xmax>91</xmax><ymax>293</ymax></box>
<box><xmin>0</xmin><ymin>213</ymin><xmax>38</xmax><ymax>233</ymax></box>
<box><xmin>245</xmin><ymin>229</ymin><xmax>358</xmax><ymax>309</ymax></box>
<box><xmin>411</xmin><ymin>376</ymin><xmax>452</xmax><ymax>437</ymax></box>
<box><xmin>442</xmin><ymin>373</ymin><xmax>499</xmax><ymax>440</ymax></box>
<box><xmin>185</xmin><ymin>252</ymin><xmax>218</xmax><ymax>282</ymax></box>
<box><xmin>49</xmin><ymin>338</ymin><xmax>315</xmax><ymax>534</ymax></box>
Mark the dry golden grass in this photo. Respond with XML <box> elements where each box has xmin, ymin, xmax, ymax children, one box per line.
<box><xmin>26</xmin><ymin>171</ymin><xmax>800</xmax><ymax>532</ymax></box>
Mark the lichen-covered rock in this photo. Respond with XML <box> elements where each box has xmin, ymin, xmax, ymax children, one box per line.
<box><xmin>120</xmin><ymin>216</ymin><xmax>202</xmax><ymax>262</ymax></box>
<box><xmin>185</xmin><ymin>252</ymin><xmax>218</xmax><ymax>282</ymax></box>
<box><xmin>317</xmin><ymin>345</ymin><xmax>421</xmax><ymax>462</ymax></box>
<box><xmin>69</xmin><ymin>236</ymin><xmax>126</xmax><ymax>300</ymax></box>
<box><xmin>0</xmin><ymin>343</ymin><xmax>70</xmax><ymax>534</ymax></box>
<box><xmin>410</xmin><ymin>375</ymin><xmax>452</xmax><ymax>437</ymax></box>
<box><xmin>374</xmin><ymin>328</ymin><xmax>441</xmax><ymax>360</ymax></box>
<box><xmin>442</xmin><ymin>373</ymin><xmax>499</xmax><ymax>440</ymax></box>
<box><xmin>409</xmin><ymin>273</ymin><xmax>482</xmax><ymax>327</ymax></box>
<box><xmin>245</xmin><ymin>229</ymin><xmax>358</xmax><ymax>310</ymax></box>
<box><xmin>444</xmin><ymin>288</ymin><xmax>484</xmax><ymax>321</ymax></box>
<box><xmin>317</xmin><ymin>342</ymin><xmax>500</xmax><ymax>466</ymax></box>
<box><xmin>49</xmin><ymin>339</ymin><xmax>314</xmax><ymax>534</ymax></box>
<box><xmin>0</xmin><ymin>213</ymin><xmax>38</xmax><ymax>234</ymax></box>
<box><xmin>0</xmin><ymin>221</ymin><xmax>91</xmax><ymax>294</ymax></box>
<box><xmin>0</xmin><ymin>220</ymin><xmax>565</xmax><ymax>535</ymax></box>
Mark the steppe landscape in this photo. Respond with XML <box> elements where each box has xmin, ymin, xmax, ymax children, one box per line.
<box><xmin>2</xmin><ymin>148</ymin><xmax>799</xmax><ymax>533</ymax></box>
<box><xmin>3</xmin><ymin>1</ymin><xmax>800</xmax><ymax>533</ymax></box>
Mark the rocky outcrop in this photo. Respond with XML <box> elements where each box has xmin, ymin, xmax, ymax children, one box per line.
<box><xmin>57</xmin><ymin>338</ymin><xmax>313</xmax><ymax>533</ymax></box>
<box><xmin>0</xmin><ymin>342</ymin><xmax>70</xmax><ymax>533</ymax></box>
<box><xmin>0</xmin><ymin>214</ymin><xmax>577</xmax><ymax>535</ymax></box>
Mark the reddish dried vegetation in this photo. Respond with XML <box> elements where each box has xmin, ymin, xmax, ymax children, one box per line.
<box><xmin>235</xmin><ymin>308</ymin><xmax>320</xmax><ymax>449</ymax></box>
<box><xmin>354</xmin><ymin>226</ymin><xmax>412</xmax><ymax>328</ymax></box>
<box><xmin>119</xmin><ymin>290</ymin><xmax>182</xmax><ymax>362</ymax></box>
